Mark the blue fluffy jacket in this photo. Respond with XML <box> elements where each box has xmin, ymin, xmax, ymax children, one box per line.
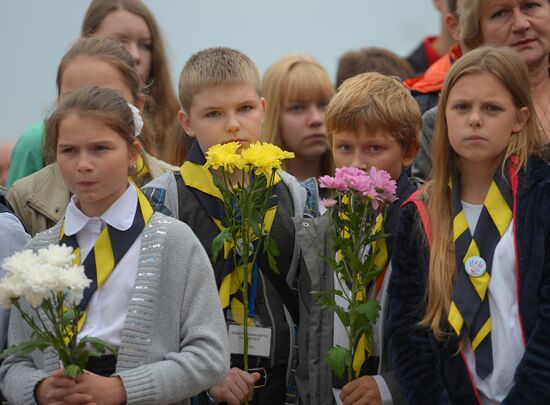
<box><xmin>387</xmin><ymin>156</ymin><xmax>550</xmax><ymax>405</ymax></box>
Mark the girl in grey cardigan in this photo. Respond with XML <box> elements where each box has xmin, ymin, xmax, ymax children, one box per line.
<box><xmin>0</xmin><ymin>87</ymin><xmax>229</xmax><ymax>404</ymax></box>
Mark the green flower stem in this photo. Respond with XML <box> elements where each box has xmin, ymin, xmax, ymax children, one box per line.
<box><xmin>40</xmin><ymin>298</ymin><xmax>71</xmax><ymax>367</ymax></box>
<box><xmin>13</xmin><ymin>302</ymin><xmax>51</xmax><ymax>343</ymax></box>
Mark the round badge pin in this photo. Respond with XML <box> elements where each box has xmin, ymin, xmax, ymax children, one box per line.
<box><xmin>235</xmin><ymin>238</ymin><xmax>254</xmax><ymax>258</ymax></box>
<box><xmin>465</xmin><ymin>256</ymin><xmax>487</xmax><ymax>277</ymax></box>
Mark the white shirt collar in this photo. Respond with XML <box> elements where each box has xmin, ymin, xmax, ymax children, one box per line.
<box><xmin>64</xmin><ymin>183</ymin><xmax>138</xmax><ymax>236</ymax></box>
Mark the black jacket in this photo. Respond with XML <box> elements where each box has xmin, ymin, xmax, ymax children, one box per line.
<box><xmin>387</xmin><ymin>156</ymin><xmax>550</xmax><ymax>404</ymax></box>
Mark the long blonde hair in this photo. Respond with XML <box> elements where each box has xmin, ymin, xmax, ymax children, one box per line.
<box><xmin>262</xmin><ymin>53</ymin><xmax>335</xmax><ymax>176</ymax></box>
<box><xmin>422</xmin><ymin>46</ymin><xmax>543</xmax><ymax>338</ymax></box>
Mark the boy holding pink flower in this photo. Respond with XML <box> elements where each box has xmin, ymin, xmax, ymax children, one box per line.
<box><xmin>295</xmin><ymin>72</ymin><xmax>421</xmax><ymax>405</ymax></box>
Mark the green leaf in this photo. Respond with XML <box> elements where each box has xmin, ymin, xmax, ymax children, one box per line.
<box><xmin>267</xmin><ymin>250</ymin><xmax>280</xmax><ymax>274</ymax></box>
<box><xmin>76</xmin><ymin>350</ymin><xmax>89</xmax><ymax>370</ymax></box>
<box><xmin>211</xmin><ymin>230</ymin><xmax>231</xmax><ymax>262</ymax></box>
<box><xmin>326</xmin><ymin>346</ymin><xmax>351</xmax><ymax>379</ymax></box>
<box><xmin>63</xmin><ymin>364</ymin><xmax>82</xmax><ymax>378</ymax></box>
<box><xmin>0</xmin><ymin>339</ymin><xmax>50</xmax><ymax>358</ymax></box>
<box><xmin>265</xmin><ymin>236</ymin><xmax>280</xmax><ymax>258</ymax></box>
<box><xmin>359</xmin><ymin>300</ymin><xmax>380</xmax><ymax>322</ymax></box>
<box><xmin>334</xmin><ymin>305</ymin><xmax>350</xmax><ymax>327</ymax></box>
<box><xmin>351</xmin><ymin>300</ymin><xmax>380</xmax><ymax>333</ymax></box>
<box><xmin>320</xmin><ymin>254</ymin><xmax>339</xmax><ymax>271</ymax></box>
<box><xmin>313</xmin><ymin>292</ymin><xmax>337</xmax><ymax>312</ymax></box>
<box><xmin>79</xmin><ymin>336</ymin><xmax>116</xmax><ymax>356</ymax></box>
<box><xmin>62</xmin><ymin>309</ymin><xmax>78</xmax><ymax>323</ymax></box>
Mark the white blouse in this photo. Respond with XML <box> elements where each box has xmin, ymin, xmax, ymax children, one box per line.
<box><xmin>64</xmin><ymin>184</ymin><xmax>142</xmax><ymax>347</ymax></box>
<box><xmin>461</xmin><ymin>201</ymin><xmax>525</xmax><ymax>405</ymax></box>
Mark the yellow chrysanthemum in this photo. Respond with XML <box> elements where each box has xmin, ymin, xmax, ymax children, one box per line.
<box><xmin>241</xmin><ymin>142</ymin><xmax>295</xmax><ymax>177</ymax></box>
<box><xmin>205</xmin><ymin>142</ymin><xmax>243</xmax><ymax>173</ymax></box>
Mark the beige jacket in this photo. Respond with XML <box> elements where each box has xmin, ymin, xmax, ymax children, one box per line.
<box><xmin>7</xmin><ymin>151</ymin><xmax>177</xmax><ymax>236</ymax></box>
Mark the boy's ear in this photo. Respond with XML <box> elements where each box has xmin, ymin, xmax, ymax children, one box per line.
<box><xmin>260</xmin><ymin>97</ymin><xmax>267</xmax><ymax>123</ymax></box>
<box><xmin>512</xmin><ymin>107</ymin><xmax>530</xmax><ymax>133</ymax></box>
<box><xmin>402</xmin><ymin>143</ymin><xmax>419</xmax><ymax>168</ymax></box>
<box><xmin>178</xmin><ymin>109</ymin><xmax>196</xmax><ymax>138</ymax></box>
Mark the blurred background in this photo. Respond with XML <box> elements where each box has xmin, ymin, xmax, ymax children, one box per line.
<box><xmin>0</xmin><ymin>1</ymin><xmax>439</xmax><ymax>143</ymax></box>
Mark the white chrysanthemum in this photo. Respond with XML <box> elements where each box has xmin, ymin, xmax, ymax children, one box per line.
<box><xmin>19</xmin><ymin>265</ymin><xmax>58</xmax><ymax>308</ymax></box>
<box><xmin>59</xmin><ymin>266</ymin><xmax>91</xmax><ymax>305</ymax></box>
<box><xmin>0</xmin><ymin>274</ymin><xmax>25</xmax><ymax>308</ymax></box>
<box><xmin>0</xmin><ymin>244</ymin><xmax>92</xmax><ymax>308</ymax></box>
<box><xmin>1</xmin><ymin>249</ymin><xmax>41</xmax><ymax>276</ymax></box>
<box><xmin>37</xmin><ymin>244</ymin><xmax>75</xmax><ymax>268</ymax></box>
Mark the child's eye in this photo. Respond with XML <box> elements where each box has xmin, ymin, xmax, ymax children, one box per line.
<box><xmin>484</xmin><ymin>104</ymin><xmax>503</xmax><ymax>112</ymax></box>
<box><xmin>239</xmin><ymin>105</ymin><xmax>252</xmax><ymax>113</ymax></box>
<box><xmin>452</xmin><ymin>103</ymin><xmax>470</xmax><ymax>111</ymax></box>
<box><xmin>59</xmin><ymin>147</ymin><xmax>75</xmax><ymax>154</ymax></box>
<box><xmin>206</xmin><ymin>111</ymin><xmax>221</xmax><ymax>118</ymax></box>
<box><xmin>93</xmin><ymin>145</ymin><xmax>109</xmax><ymax>152</ymax></box>
<box><xmin>337</xmin><ymin>144</ymin><xmax>352</xmax><ymax>153</ymax></box>
<box><xmin>369</xmin><ymin>145</ymin><xmax>382</xmax><ymax>153</ymax></box>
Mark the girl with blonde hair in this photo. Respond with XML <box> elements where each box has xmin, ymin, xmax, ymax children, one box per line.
<box><xmin>388</xmin><ymin>46</ymin><xmax>550</xmax><ymax>404</ymax></box>
<box><xmin>262</xmin><ymin>53</ymin><xmax>335</xmax><ymax>182</ymax></box>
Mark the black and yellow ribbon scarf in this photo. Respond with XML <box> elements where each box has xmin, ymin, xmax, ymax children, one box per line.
<box><xmin>351</xmin><ymin>213</ymin><xmax>388</xmax><ymax>377</ymax></box>
<box><xmin>180</xmin><ymin>144</ymin><xmax>280</xmax><ymax>325</ymax></box>
<box><xmin>59</xmin><ymin>182</ymin><xmax>154</xmax><ymax>331</ymax></box>
<box><xmin>449</xmin><ymin>169</ymin><xmax>513</xmax><ymax>379</ymax></box>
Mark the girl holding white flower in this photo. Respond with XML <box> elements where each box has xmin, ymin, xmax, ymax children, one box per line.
<box><xmin>0</xmin><ymin>86</ymin><xmax>229</xmax><ymax>405</ymax></box>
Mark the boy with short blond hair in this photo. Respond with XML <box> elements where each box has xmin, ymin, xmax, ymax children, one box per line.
<box><xmin>143</xmin><ymin>47</ymin><xmax>308</xmax><ymax>405</ymax></box>
<box><xmin>296</xmin><ymin>72</ymin><xmax>421</xmax><ymax>405</ymax></box>
<box><xmin>178</xmin><ymin>47</ymin><xmax>262</xmax><ymax>113</ymax></box>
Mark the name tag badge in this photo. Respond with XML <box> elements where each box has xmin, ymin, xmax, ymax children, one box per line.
<box><xmin>228</xmin><ymin>324</ymin><xmax>272</xmax><ymax>358</ymax></box>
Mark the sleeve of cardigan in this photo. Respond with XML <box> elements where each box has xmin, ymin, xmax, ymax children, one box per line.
<box><xmin>116</xmin><ymin>220</ymin><xmax>230</xmax><ymax>404</ymax></box>
<box><xmin>386</xmin><ymin>203</ymin><xmax>452</xmax><ymax>404</ymax></box>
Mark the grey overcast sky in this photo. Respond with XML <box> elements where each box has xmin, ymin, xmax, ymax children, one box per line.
<box><xmin>0</xmin><ymin>1</ymin><xmax>439</xmax><ymax>141</ymax></box>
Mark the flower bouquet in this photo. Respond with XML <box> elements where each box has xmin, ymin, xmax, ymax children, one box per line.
<box><xmin>313</xmin><ymin>167</ymin><xmax>396</xmax><ymax>382</ymax></box>
<box><xmin>206</xmin><ymin>141</ymin><xmax>294</xmax><ymax>377</ymax></box>
<box><xmin>0</xmin><ymin>244</ymin><xmax>115</xmax><ymax>377</ymax></box>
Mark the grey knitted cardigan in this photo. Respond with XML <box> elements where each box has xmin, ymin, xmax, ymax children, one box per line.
<box><xmin>0</xmin><ymin>212</ymin><xmax>230</xmax><ymax>404</ymax></box>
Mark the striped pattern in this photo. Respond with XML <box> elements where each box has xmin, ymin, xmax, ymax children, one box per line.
<box><xmin>449</xmin><ymin>171</ymin><xmax>513</xmax><ymax>379</ymax></box>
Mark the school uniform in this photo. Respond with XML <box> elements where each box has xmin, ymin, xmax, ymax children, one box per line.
<box><xmin>143</xmin><ymin>142</ymin><xmax>308</xmax><ymax>404</ymax></box>
<box><xmin>295</xmin><ymin>172</ymin><xmax>417</xmax><ymax>405</ymax></box>
<box><xmin>0</xmin><ymin>183</ymin><xmax>229</xmax><ymax>405</ymax></box>
<box><xmin>388</xmin><ymin>156</ymin><xmax>550</xmax><ymax>404</ymax></box>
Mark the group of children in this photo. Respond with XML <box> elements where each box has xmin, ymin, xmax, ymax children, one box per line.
<box><xmin>1</xmin><ymin>1</ymin><xmax>550</xmax><ymax>405</ymax></box>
